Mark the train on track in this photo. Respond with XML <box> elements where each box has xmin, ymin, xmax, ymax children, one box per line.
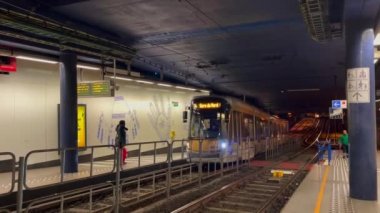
<box><xmin>185</xmin><ymin>95</ymin><xmax>289</xmax><ymax>162</ymax></box>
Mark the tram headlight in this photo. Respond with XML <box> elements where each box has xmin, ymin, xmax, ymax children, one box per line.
<box><xmin>221</xmin><ymin>141</ymin><xmax>227</xmax><ymax>149</ymax></box>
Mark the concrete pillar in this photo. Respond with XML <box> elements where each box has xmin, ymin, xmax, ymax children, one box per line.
<box><xmin>60</xmin><ymin>51</ymin><xmax>78</xmax><ymax>173</ymax></box>
<box><xmin>346</xmin><ymin>20</ymin><xmax>377</xmax><ymax>200</ymax></box>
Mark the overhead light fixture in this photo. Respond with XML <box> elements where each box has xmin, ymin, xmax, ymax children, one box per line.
<box><xmin>200</xmin><ymin>90</ymin><xmax>209</xmax><ymax>93</ymax></box>
<box><xmin>375</xmin><ymin>59</ymin><xmax>378</xmax><ymax>64</ymax></box>
<box><xmin>374</xmin><ymin>34</ymin><xmax>380</xmax><ymax>46</ymax></box>
<box><xmin>110</xmin><ymin>76</ymin><xmax>133</xmax><ymax>81</ymax></box>
<box><xmin>287</xmin><ymin>88</ymin><xmax>320</xmax><ymax>92</ymax></box>
<box><xmin>105</xmin><ymin>75</ymin><xmax>133</xmax><ymax>81</ymax></box>
<box><xmin>77</xmin><ymin>65</ymin><xmax>100</xmax><ymax>70</ymax></box>
<box><xmin>16</xmin><ymin>55</ymin><xmax>58</xmax><ymax>64</ymax></box>
<box><xmin>136</xmin><ymin>80</ymin><xmax>154</xmax><ymax>84</ymax></box>
<box><xmin>175</xmin><ymin>86</ymin><xmax>196</xmax><ymax>91</ymax></box>
<box><xmin>157</xmin><ymin>83</ymin><xmax>173</xmax><ymax>87</ymax></box>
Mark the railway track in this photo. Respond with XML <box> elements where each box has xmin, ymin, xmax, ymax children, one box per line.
<box><xmin>16</xmin><ymin>136</ymin><xmax>308</xmax><ymax>213</ymax></box>
<box><xmin>171</xmin><ymin>152</ymin><xmax>318</xmax><ymax>213</ymax></box>
<box><xmin>24</xmin><ymin>161</ymin><xmax>244</xmax><ymax>213</ymax></box>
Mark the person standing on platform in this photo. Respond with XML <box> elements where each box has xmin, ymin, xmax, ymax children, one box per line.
<box><xmin>338</xmin><ymin>129</ymin><xmax>349</xmax><ymax>158</ymax></box>
<box><xmin>116</xmin><ymin>120</ymin><xmax>129</xmax><ymax>165</ymax></box>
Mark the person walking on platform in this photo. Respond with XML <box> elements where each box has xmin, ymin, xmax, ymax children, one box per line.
<box><xmin>116</xmin><ymin>120</ymin><xmax>129</xmax><ymax>165</ymax></box>
<box><xmin>338</xmin><ymin>130</ymin><xmax>349</xmax><ymax>158</ymax></box>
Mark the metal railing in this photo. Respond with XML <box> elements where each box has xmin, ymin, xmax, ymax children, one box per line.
<box><xmin>119</xmin><ymin>163</ymin><xmax>198</xmax><ymax>208</ymax></box>
<box><xmin>0</xmin><ymin>152</ymin><xmax>16</xmax><ymax>195</ymax></box>
<box><xmin>122</xmin><ymin>140</ymin><xmax>169</xmax><ymax>169</ymax></box>
<box><xmin>0</xmin><ymin>135</ymin><xmax>303</xmax><ymax>213</ymax></box>
<box><xmin>172</xmin><ymin>139</ymin><xmax>189</xmax><ymax>160</ymax></box>
<box><xmin>25</xmin><ymin>182</ymin><xmax>115</xmax><ymax>213</ymax></box>
<box><xmin>24</xmin><ymin>145</ymin><xmax>116</xmax><ymax>189</ymax></box>
<box><xmin>265</xmin><ymin>136</ymin><xmax>301</xmax><ymax>159</ymax></box>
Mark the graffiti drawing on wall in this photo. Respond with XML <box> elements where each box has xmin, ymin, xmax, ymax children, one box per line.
<box><xmin>148</xmin><ymin>94</ymin><xmax>171</xmax><ymax>140</ymax></box>
<box><xmin>97</xmin><ymin>113</ymin><xmax>105</xmax><ymax>143</ymax></box>
<box><xmin>96</xmin><ymin>96</ymin><xmax>140</xmax><ymax>145</ymax></box>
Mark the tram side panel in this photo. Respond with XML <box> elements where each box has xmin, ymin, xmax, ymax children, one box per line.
<box><xmin>187</xmin><ymin>96</ymin><xmax>288</xmax><ymax>163</ymax></box>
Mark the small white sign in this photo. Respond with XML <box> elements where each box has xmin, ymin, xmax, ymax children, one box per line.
<box><xmin>329</xmin><ymin>107</ymin><xmax>343</xmax><ymax>119</ymax></box>
<box><xmin>341</xmin><ymin>100</ymin><xmax>347</xmax><ymax>108</ymax></box>
<box><xmin>347</xmin><ymin>67</ymin><xmax>370</xmax><ymax>103</ymax></box>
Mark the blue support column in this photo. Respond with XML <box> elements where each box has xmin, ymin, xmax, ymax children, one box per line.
<box><xmin>346</xmin><ymin>20</ymin><xmax>377</xmax><ymax>200</ymax></box>
<box><xmin>60</xmin><ymin>52</ymin><xmax>78</xmax><ymax>173</ymax></box>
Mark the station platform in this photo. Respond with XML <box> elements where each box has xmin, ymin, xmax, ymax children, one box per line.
<box><xmin>0</xmin><ymin>153</ymin><xmax>184</xmax><ymax>194</ymax></box>
<box><xmin>283</xmin><ymin>150</ymin><xmax>380</xmax><ymax>213</ymax></box>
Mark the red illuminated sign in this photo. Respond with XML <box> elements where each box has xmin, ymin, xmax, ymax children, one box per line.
<box><xmin>0</xmin><ymin>56</ymin><xmax>16</xmax><ymax>72</ymax></box>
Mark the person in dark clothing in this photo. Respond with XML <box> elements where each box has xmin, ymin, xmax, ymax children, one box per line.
<box><xmin>116</xmin><ymin>120</ymin><xmax>129</xmax><ymax>165</ymax></box>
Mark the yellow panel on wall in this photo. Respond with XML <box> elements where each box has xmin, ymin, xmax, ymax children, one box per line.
<box><xmin>77</xmin><ymin>105</ymin><xmax>86</xmax><ymax>148</ymax></box>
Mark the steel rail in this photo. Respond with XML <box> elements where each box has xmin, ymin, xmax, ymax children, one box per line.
<box><xmin>256</xmin><ymin>152</ymin><xmax>319</xmax><ymax>212</ymax></box>
<box><xmin>171</xmin><ymin>134</ymin><xmax>320</xmax><ymax>213</ymax></box>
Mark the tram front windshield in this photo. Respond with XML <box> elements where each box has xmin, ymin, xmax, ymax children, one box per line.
<box><xmin>190</xmin><ymin>110</ymin><xmax>221</xmax><ymax>138</ymax></box>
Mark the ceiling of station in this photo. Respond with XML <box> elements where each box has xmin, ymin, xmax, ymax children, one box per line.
<box><xmin>1</xmin><ymin>0</ymin><xmax>380</xmax><ymax>114</ymax></box>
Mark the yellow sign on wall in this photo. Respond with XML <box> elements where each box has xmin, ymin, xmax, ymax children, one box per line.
<box><xmin>77</xmin><ymin>105</ymin><xmax>86</xmax><ymax>148</ymax></box>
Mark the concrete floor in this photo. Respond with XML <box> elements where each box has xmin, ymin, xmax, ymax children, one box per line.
<box><xmin>283</xmin><ymin>150</ymin><xmax>380</xmax><ymax>213</ymax></box>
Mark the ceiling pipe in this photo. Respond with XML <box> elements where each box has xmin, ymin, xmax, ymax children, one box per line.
<box><xmin>299</xmin><ymin>0</ymin><xmax>343</xmax><ymax>42</ymax></box>
<box><xmin>0</xmin><ymin>6</ymin><xmax>136</xmax><ymax>62</ymax></box>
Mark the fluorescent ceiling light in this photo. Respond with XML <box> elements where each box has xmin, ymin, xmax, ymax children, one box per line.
<box><xmin>77</xmin><ymin>65</ymin><xmax>100</xmax><ymax>70</ymax></box>
<box><xmin>136</xmin><ymin>80</ymin><xmax>154</xmax><ymax>84</ymax></box>
<box><xmin>175</xmin><ymin>86</ymin><xmax>196</xmax><ymax>91</ymax></box>
<box><xmin>157</xmin><ymin>83</ymin><xmax>173</xmax><ymax>87</ymax></box>
<box><xmin>200</xmin><ymin>90</ymin><xmax>209</xmax><ymax>93</ymax></box>
<box><xmin>374</xmin><ymin>34</ymin><xmax>380</xmax><ymax>46</ymax></box>
<box><xmin>16</xmin><ymin>55</ymin><xmax>58</xmax><ymax>64</ymax></box>
<box><xmin>375</xmin><ymin>59</ymin><xmax>378</xmax><ymax>64</ymax></box>
<box><xmin>106</xmin><ymin>75</ymin><xmax>133</xmax><ymax>81</ymax></box>
<box><xmin>287</xmin><ymin>88</ymin><xmax>320</xmax><ymax>92</ymax></box>
<box><xmin>111</xmin><ymin>76</ymin><xmax>133</xmax><ymax>81</ymax></box>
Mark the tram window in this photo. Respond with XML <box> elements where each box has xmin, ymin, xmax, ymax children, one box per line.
<box><xmin>183</xmin><ymin>111</ymin><xmax>188</xmax><ymax>123</ymax></box>
<box><xmin>190</xmin><ymin>111</ymin><xmax>221</xmax><ymax>138</ymax></box>
<box><xmin>202</xmin><ymin>119</ymin><xmax>210</xmax><ymax>129</ymax></box>
<box><xmin>225</xmin><ymin>112</ymin><xmax>230</xmax><ymax>123</ymax></box>
<box><xmin>242</xmin><ymin>117</ymin><xmax>251</xmax><ymax>138</ymax></box>
<box><xmin>248</xmin><ymin>120</ymin><xmax>254</xmax><ymax>138</ymax></box>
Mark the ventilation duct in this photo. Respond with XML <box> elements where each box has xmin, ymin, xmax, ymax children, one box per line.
<box><xmin>299</xmin><ymin>0</ymin><xmax>343</xmax><ymax>42</ymax></box>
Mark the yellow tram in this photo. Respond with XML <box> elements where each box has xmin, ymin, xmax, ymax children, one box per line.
<box><xmin>186</xmin><ymin>96</ymin><xmax>288</xmax><ymax>162</ymax></box>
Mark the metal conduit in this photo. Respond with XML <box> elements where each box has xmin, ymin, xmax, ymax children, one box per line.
<box><xmin>299</xmin><ymin>0</ymin><xmax>343</xmax><ymax>42</ymax></box>
<box><xmin>0</xmin><ymin>6</ymin><xmax>136</xmax><ymax>61</ymax></box>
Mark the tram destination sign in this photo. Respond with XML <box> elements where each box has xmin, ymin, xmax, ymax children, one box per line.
<box><xmin>195</xmin><ymin>102</ymin><xmax>221</xmax><ymax>109</ymax></box>
<box><xmin>77</xmin><ymin>80</ymin><xmax>114</xmax><ymax>97</ymax></box>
